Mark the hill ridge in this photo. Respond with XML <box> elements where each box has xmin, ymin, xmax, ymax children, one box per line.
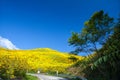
<box><xmin>0</xmin><ymin>47</ymin><xmax>84</xmax><ymax>73</ymax></box>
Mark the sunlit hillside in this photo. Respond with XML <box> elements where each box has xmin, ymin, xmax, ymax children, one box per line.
<box><xmin>0</xmin><ymin>47</ymin><xmax>84</xmax><ymax>74</ymax></box>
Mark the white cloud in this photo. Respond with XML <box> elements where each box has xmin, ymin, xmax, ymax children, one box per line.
<box><xmin>0</xmin><ymin>36</ymin><xmax>19</xmax><ymax>50</ymax></box>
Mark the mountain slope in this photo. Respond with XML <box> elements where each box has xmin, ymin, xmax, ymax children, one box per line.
<box><xmin>0</xmin><ymin>47</ymin><xmax>84</xmax><ymax>73</ymax></box>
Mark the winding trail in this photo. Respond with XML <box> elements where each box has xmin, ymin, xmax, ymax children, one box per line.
<box><xmin>27</xmin><ymin>73</ymin><xmax>68</xmax><ymax>80</ymax></box>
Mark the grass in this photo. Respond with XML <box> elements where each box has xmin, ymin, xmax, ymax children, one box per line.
<box><xmin>24</xmin><ymin>75</ymin><xmax>39</xmax><ymax>80</ymax></box>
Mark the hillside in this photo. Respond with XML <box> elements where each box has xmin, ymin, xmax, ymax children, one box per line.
<box><xmin>0</xmin><ymin>47</ymin><xmax>84</xmax><ymax>74</ymax></box>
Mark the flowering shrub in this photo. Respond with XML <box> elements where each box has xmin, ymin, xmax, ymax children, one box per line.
<box><xmin>0</xmin><ymin>48</ymin><xmax>83</xmax><ymax>79</ymax></box>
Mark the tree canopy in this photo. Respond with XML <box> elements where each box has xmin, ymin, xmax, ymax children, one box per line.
<box><xmin>69</xmin><ymin>10</ymin><xmax>114</xmax><ymax>55</ymax></box>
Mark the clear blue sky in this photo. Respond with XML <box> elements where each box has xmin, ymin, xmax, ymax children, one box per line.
<box><xmin>0</xmin><ymin>0</ymin><xmax>120</xmax><ymax>55</ymax></box>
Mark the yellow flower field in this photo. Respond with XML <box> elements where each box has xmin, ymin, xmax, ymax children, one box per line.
<box><xmin>0</xmin><ymin>47</ymin><xmax>84</xmax><ymax>76</ymax></box>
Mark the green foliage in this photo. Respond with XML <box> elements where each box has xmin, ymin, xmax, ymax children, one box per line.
<box><xmin>68</xmin><ymin>11</ymin><xmax>120</xmax><ymax>80</ymax></box>
<box><xmin>68</xmin><ymin>56</ymin><xmax>79</xmax><ymax>62</ymax></box>
<box><xmin>24</xmin><ymin>75</ymin><xmax>38</xmax><ymax>80</ymax></box>
<box><xmin>69</xmin><ymin>10</ymin><xmax>114</xmax><ymax>55</ymax></box>
<box><xmin>92</xmin><ymin>19</ymin><xmax>120</xmax><ymax>68</ymax></box>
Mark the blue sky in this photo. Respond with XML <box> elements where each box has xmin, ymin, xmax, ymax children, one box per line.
<box><xmin>0</xmin><ymin>0</ymin><xmax>120</xmax><ymax>55</ymax></box>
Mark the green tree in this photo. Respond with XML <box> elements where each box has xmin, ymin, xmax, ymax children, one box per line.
<box><xmin>68</xmin><ymin>10</ymin><xmax>120</xmax><ymax>79</ymax></box>
<box><xmin>69</xmin><ymin>10</ymin><xmax>114</xmax><ymax>55</ymax></box>
<box><xmin>91</xmin><ymin>17</ymin><xmax>120</xmax><ymax>80</ymax></box>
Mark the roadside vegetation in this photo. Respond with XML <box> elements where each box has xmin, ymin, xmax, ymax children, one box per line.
<box><xmin>68</xmin><ymin>10</ymin><xmax>120</xmax><ymax>80</ymax></box>
<box><xmin>24</xmin><ymin>75</ymin><xmax>39</xmax><ymax>80</ymax></box>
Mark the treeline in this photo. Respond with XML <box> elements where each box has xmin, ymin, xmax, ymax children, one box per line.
<box><xmin>68</xmin><ymin>10</ymin><xmax>120</xmax><ymax>80</ymax></box>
